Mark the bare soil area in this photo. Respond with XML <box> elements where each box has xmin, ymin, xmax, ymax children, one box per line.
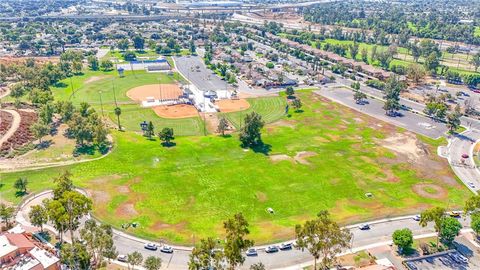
<box><xmin>153</xmin><ymin>104</ymin><xmax>199</xmax><ymax>118</ymax></box>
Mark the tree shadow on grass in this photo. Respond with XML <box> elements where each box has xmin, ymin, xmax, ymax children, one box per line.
<box><xmin>161</xmin><ymin>142</ymin><xmax>177</xmax><ymax>148</ymax></box>
<box><xmin>250</xmin><ymin>142</ymin><xmax>272</xmax><ymax>156</ymax></box>
<box><xmin>55</xmin><ymin>82</ymin><xmax>68</xmax><ymax>88</ymax></box>
<box><xmin>74</xmin><ymin>145</ymin><xmax>96</xmax><ymax>156</ymax></box>
<box><xmin>15</xmin><ymin>191</ymin><xmax>28</xmax><ymax>198</ymax></box>
<box><xmin>219</xmin><ymin>134</ymin><xmax>232</xmax><ymax>138</ymax></box>
<box><xmin>35</xmin><ymin>140</ymin><xmax>53</xmax><ymax>150</ymax></box>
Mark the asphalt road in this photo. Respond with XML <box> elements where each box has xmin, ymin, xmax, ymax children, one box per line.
<box><xmin>315</xmin><ymin>87</ymin><xmax>448</xmax><ymax>139</ymax></box>
<box><xmin>448</xmin><ymin>129</ymin><xmax>480</xmax><ymax>193</ymax></box>
<box><xmin>173</xmin><ymin>55</ymin><xmax>228</xmax><ymax>93</ymax></box>
<box><xmin>111</xmin><ymin>215</ymin><xmax>472</xmax><ymax>270</ymax></box>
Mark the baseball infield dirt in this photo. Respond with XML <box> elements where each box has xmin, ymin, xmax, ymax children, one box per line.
<box><xmin>127</xmin><ymin>84</ymin><xmax>183</xmax><ymax>102</ymax></box>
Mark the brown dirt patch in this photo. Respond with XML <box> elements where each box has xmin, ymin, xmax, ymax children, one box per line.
<box><xmin>380</xmin><ymin>133</ymin><xmax>427</xmax><ymax>162</ymax></box>
<box><xmin>216</xmin><ymin>99</ymin><xmax>250</xmax><ymax>113</ymax></box>
<box><xmin>84</xmin><ymin>76</ymin><xmax>108</xmax><ymax>84</ymax></box>
<box><xmin>294</xmin><ymin>151</ymin><xmax>317</xmax><ymax>164</ymax></box>
<box><xmin>117</xmin><ymin>186</ymin><xmax>130</xmax><ymax>193</ymax></box>
<box><xmin>412</xmin><ymin>184</ymin><xmax>448</xmax><ymax>199</ymax></box>
<box><xmin>270</xmin><ymin>120</ymin><xmax>296</xmax><ymax>128</ymax></box>
<box><xmin>89</xmin><ymin>174</ymin><xmax>123</xmax><ymax>185</ymax></box>
<box><xmin>269</xmin><ymin>154</ymin><xmax>292</xmax><ymax>162</ymax></box>
<box><xmin>89</xmin><ymin>190</ymin><xmax>111</xmax><ymax>204</ymax></box>
<box><xmin>126</xmin><ymin>84</ymin><xmax>182</xmax><ymax>102</ymax></box>
<box><xmin>152</xmin><ymin>104</ymin><xmax>199</xmax><ymax>118</ymax></box>
<box><xmin>151</xmin><ymin>220</ymin><xmax>187</xmax><ymax>232</ymax></box>
<box><xmin>256</xmin><ymin>192</ymin><xmax>268</xmax><ymax>202</ymax></box>
<box><xmin>116</xmin><ymin>203</ymin><xmax>138</xmax><ymax>218</ymax></box>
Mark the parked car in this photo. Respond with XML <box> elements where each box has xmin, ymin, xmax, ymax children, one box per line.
<box><xmin>359</xmin><ymin>224</ymin><xmax>370</xmax><ymax>230</ymax></box>
<box><xmin>160</xmin><ymin>245</ymin><xmax>174</xmax><ymax>253</ymax></box>
<box><xmin>117</xmin><ymin>255</ymin><xmax>127</xmax><ymax>262</ymax></box>
<box><xmin>144</xmin><ymin>243</ymin><xmax>158</xmax><ymax>251</ymax></box>
<box><xmin>468</xmin><ymin>182</ymin><xmax>476</xmax><ymax>189</ymax></box>
<box><xmin>265</xmin><ymin>245</ymin><xmax>279</xmax><ymax>253</ymax></box>
<box><xmin>279</xmin><ymin>243</ymin><xmax>293</xmax><ymax>250</ymax></box>
<box><xmin>246</xmin><ymin>248</ymin><xmax>258</xmax><ymax>256</ymax></box>
<box><xmin>413</xmin><ymin>215</ymin><xmax>421</xmax><ymax>221</ymax></box>
<box><xmin>462</xmin><ymin>153</ymin><xmax>469</xmax><ymax>159</ymax></box>
<box><xmin>449</xmin><ymin>253</ymin><xmax>468</xmax><ymax>263</ymax></box>
<box><xmin>448</xmin><ymin>211</ymin><xmax>461</xmax><ymax>218</ymax></box>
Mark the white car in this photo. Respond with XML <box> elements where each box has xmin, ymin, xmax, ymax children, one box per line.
<box><xmin>413</xmin><ymin>215</ymin><xmax>421</xmax><ymax>221</ymax></box>
<box><xmin>160</xmin><ymin>245</ymin><xmax>174</xmax><ymax>253</ymax></box>
<box><xmin>117</xmin><ymin>255</ymin><xmax>127</xmax><ymax>262</ymax></box>
<box><xmin>468</xmin><ymin>182</ymin><xmax>476</xmax><ymax>189</ymax></box>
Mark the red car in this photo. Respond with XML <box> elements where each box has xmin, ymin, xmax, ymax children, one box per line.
<box><xmin>462</xmin><ymin>154</ymin><xmax>469</xmax><ymax>159</ymax></box>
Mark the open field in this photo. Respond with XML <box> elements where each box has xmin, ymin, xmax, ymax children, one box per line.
<box><xmin>0</xmin><ymin>90</ymin><xmax>469</xmax><ymax>245</ymax></box>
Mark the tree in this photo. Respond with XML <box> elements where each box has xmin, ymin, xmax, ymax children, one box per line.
<box><xmin>295</xmin><ymin>210</ymin><xmax>351</xmax><ymax>270</ymax></box>
<box><xmin>14</xmin><ymin>177</ymin><xmax>28</xmax><ymax>194</ymax></box>
<box><xmin>29</xmin><ymin>205</ymin><xmax>48</xmax><ymax>232</ymax></box>
<box><xmin>407</xmin><ymin>64</ymin><xmax>426</xmax><ymax>84</ymax></box>
<box><xmin>217</xmin><ymin>117</ymin><xmax>229</xmax><ymax>136</ymax></box>
<box><xmin>39</xmin><ymin>103</ymin><xmax>54</xmax><ymax>124</ymax></box>
<box><xmin>117</xmin><ymin>39</ymin><xmax>129</xmax><ymax>51</ymax></box>
<box><xmin>285</xmin><ymin>86</ymin><xmax>295</xmax><ymax>97</ymax></box>
<box><xmin>411</xmin><ymin>43</ymin><xmax>421</xmax><ymax>62</ymax></box>
<box><xmin>30</xmin><ymin>121</ymin><xmax>50</xmax><ymax>144</ymax></box>
<box><xmin>100</xmin><ymin>60</ymin><xmax>113</xmax><ymax>71</ymax></box>
<box><xmin>439</xmin><ymin>217</ymin><xmax>462</xmax><ymax>245</ymax></box>
<box><xmin>239</xmin><ymin>112</ymin><xmax>265</xmax><ymax>148</ymax></box>
<box><xmin>223</xmin><ymin>213</ymin><xmax>254</xmax><ymax>270</ymax></box>
<box><xmin>114</xmin><ymin>107</ymin><xmax>122</xmax><ymax>130</ymax></box>
<box><xmin>80</xmin><ymin>220</ymin><xmax>117</xmax><ymax>267</ymax></box>
<box><xmin>72</xmin><ymin>60</ymin><xmax>83</xmax><ymax>75</ymax></box>
<box><xmin>133</xmin><ymin>35</ymin><xmax>145</xmax><ymax>51</ymax></box>
<box><xmin>470</xmin><ymin>52</ymin><xmax>480</xmax><ymax>72</ymax></box>
<box><xmin>353</xmin><ymin>90</ymin><xmax>367</xmax><ymax>104</ymax></box>
<box><xmin>87</xmin><ymin>56</ymin><xmax>99</xmax><ymax>71</ymax></box>
<box><xmin>145</xmin><ymin>121</ymin><xmax>155</xmax><ymax>139</ymax></box>
<box><xmin>127</xmin><ymin>251</ymin><xmax>143</xmax><ymax>270</ymax></box>
<box><xmin>0</xmin><ymin>203</ymin><xmax>15</xmax><ymax>228</ymax></box>
<box><xmin>189</xmin><ymin>40</ymin><xmax>196</xmax><ymax>54</ymax></box>
<box><xmin>446</xmin><ymin>110</ymin><xmax>461</xmax><ymax>134</ymax></box>
<box><xmin>419</xmin><ymin>207</ymin><xmax>445</xmax><ymax>251</ymax></box>
<box><xmin>144</xmin><ymin>256</ymin><xmax>162</xmax><ymax>270</ymax></box>
<box><xmin>349</xmin><ymin>42</ymin><xmax>359</xmax><ymax>60</ymax></box>
<box><xmin>376</xmin><ymin>50</ymin><xmax>393</xmax><ymax>69</ymax></box>
<box><xmin>189</xmin><ymin>237</ymin><xmax>223</xmax><ymax>270</ymax></box>
<box><xmin>383</xmin><ymin>76</ymin><xmax>403</xmax><ymax>116</ymax></box>
<box><xmin>53</xmin><ymin>170</ymin><xmax>74</xmax><ymax>199</ymax></box>
<box><xmin>361</xmin><ymin>48</ymin><xmax>368</xmax><ymax>63</ymax></box>
<box><xmin>292</xmin><ymin>98</ymin><xmax>302</xmax><ymax>112</ymax></box>
<box><xmin>424</xmin><ymin>52</ymin><xmax>440</xmax><ymax>74</ymax></box>
<box><xmin>471</xmin><ymin>213</ymin><xmax>480</xmax><ymax>237</ymax></box>
<box><xmin>158</xmin><ymin>127</ymin><xmax>174</xmax><ymax>146</ymax></box>
<box><xmin>392</xmin><ymin>228</ymin><xmax>413</xmax><ymax>253</ymax></box>
<box><xmin>60</xmin><ymin>191</ymin><xmax>93</xmax><ymax>242</ymax></box>
<box><xmin>61</xmin><ymin>242</ymin><xmax>92</xmax><ymax>269</ymax></box>
<box><xmin>250</xmin><ymin>262</ymin><xmax>266</xmax><ymax>270</ymax></box>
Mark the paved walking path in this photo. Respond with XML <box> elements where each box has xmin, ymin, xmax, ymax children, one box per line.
<box><xmin>0</xmin><ymin>109</ymin><xmax>21</xmax><ymax>147</ymax></box>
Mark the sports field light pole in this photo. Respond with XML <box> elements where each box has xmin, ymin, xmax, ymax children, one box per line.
<box><xmin>70</xmin><ymin>76</ymin><xmax>75</xmax><ymax>98</ymax></box>
<box><xmin>99</xmin><ymin>90</ymin><xmax>105</xmax><ymax>117</ymax></box>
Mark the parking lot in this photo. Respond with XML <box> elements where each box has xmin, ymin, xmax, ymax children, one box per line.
<box><xmin>404</xmin><ymin>250</ymin><xmax>474</xmax><ymax>270</ymax></box>
<box><xmin>174</xmin><ymin>55</ymin><xmax>228</xmax><ymax>93</ymax></box>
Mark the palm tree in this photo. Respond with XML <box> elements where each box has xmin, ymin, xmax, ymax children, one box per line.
<box><xmin>114</xmin><ymin>107</ymin><xmax>122</xmax><ymax>130</ymax></box>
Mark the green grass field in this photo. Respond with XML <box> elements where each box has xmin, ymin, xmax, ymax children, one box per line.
<box><xmin>221</xmin><ymin>97</ymin><xmax>287</xmax><ymax>128</ymax></box>
<box><xmin>311</xmin><ymin>38</ymin><xmax>478</xmax><ymax>75</ymax></box>
<box><xmin>475</xmin><ymin>27</ymin><xmax>480</xmax><ymax>38</ymax></box>
<box><xmin>0</xmin><ymin>90</ymin><xmax>468</xmax><ymax>245</ymax></box>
